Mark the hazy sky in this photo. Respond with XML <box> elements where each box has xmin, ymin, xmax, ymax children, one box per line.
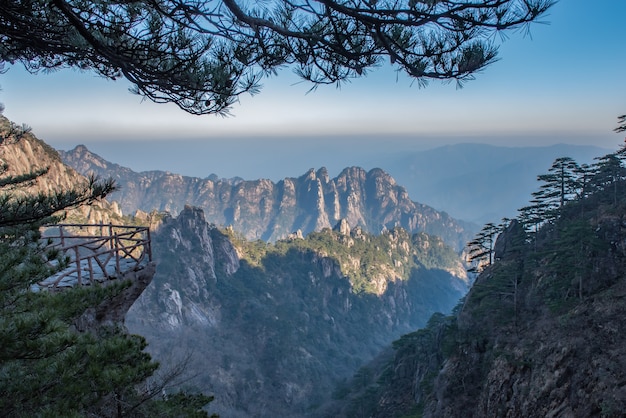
<box><xmin>0</xmin><ymin>0</ymin><xmax>625</xmax><ymax>179</ymax></box>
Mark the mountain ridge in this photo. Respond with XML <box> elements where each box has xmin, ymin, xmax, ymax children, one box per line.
<box><xmin>60</xmin><ymin>144</ymin><xmax>475</xmax><ymax>250</ymax></box>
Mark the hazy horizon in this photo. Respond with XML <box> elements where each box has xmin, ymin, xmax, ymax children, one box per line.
<box><xmin>54</xmin><ymin>137</ymin><xmax>613</xmax><ymax>182</ymax></box>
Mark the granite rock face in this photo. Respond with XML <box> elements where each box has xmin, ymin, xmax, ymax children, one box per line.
<box><xmin>61</xmin><ymin>146</ymin><xmax>475</xmax><ymax>250</ymax></box>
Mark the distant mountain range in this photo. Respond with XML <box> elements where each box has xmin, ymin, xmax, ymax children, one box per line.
<box><xmin>60</xmin><ymin>145</ymin><xmax>475</xmax><ymax>251</ymax></box>
<box><xmin>61</xmin><ymin>141</ymin><xmax>608</xmax><ymax>228</ymax></box>
<box><xmin>377</xmin><ymin>143</ymin><xmax>607</xmax><ymax>224</ymax></box>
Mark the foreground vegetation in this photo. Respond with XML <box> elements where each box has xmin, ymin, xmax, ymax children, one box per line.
<box><xmin>0</xmin><ymin>117</ymin><xmax>214</xmax><ymax>416</ymax></box>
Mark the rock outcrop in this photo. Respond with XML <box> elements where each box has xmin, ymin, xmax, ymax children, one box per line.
<box><xmin>74</xmin><ymin>263</ymin><xmax>156</xmax><ymax>332</ymax></box>
<box><xmin>0</xmin><ymin>117</ymin><xmax>122</xmax><ymax>224</ymax></box>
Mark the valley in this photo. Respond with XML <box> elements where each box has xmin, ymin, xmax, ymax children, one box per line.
<box><xmin>4</xmin><ymin>115</ymin><xmax>626</xmax><ymax>417</ymax></box>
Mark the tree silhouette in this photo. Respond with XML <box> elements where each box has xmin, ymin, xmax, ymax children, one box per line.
<box><xmin>1</xmin><ymin>0</ymin><xmax>554</xmax><ymax>115</ymax></box>
<box><xmin>535</xmin><ymin>156</ymin><xmax>580</xmax><ymax>214</ymax></box>
<box><xmin>466</xmin><ymin>222</ymin><xmax>504</xmax><ymax>272</ymax></box>
<box><xmin>615</xmin><ymin>115</ymin><xmax>626</xmax><ymax>133</ymax></box>
<box><xmin>574</xmin><ymin>163</ymin><xmax>594</xmax><ymax>216</ymax></box>
<box><xmin>592</xmin><ymin>153</ymin><xmax>625</xmax><ymax>205</ymax></box>
<box><xmin>518</xmin><ymin>157</ymin><xmax>586</xmax><ymax>236</ymax></box>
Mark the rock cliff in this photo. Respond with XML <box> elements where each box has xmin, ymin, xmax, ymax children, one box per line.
<box><xmin>60</xmin><ymin>145</ymin><xmax>475</xmax><ymax>250</ymax></box>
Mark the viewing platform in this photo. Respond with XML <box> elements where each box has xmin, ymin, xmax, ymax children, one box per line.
<box><xmin>34</xmin><ymin>223</ymin><xmax>153</xmax><ymax>292</ymax></box>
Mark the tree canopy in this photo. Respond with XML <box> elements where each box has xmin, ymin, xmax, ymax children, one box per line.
<box><xmin>0</xmin><ymin>0</ymin><xmax>554</xmax><ymax>115</ymax></box>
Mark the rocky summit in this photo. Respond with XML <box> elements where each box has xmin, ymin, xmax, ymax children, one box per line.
<box><xmin>60</xmin><ymin>145</ymin><xmax>475</xmax><ymax>250</ymax></box>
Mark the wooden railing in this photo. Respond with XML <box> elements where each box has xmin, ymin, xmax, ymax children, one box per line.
<box><xmin>38</xmin><ymin>223</ymin><xmax>152</xmax><ymax>290</ymax></box>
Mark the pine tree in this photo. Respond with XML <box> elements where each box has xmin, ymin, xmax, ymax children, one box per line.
<box><xmin>534</xmin><ymin>156</ymin><xmax>580</xmax><ymax>215</ymax></box>
<box><xmin>518</xmin><ymin>157</ymin><xmax>585</xmax><ymax>240</ymax></box>
<box><xmin>466</xmin><ymin>222</ymin><xmax>503</xmax><ymax>272</ymax></box>
<box><xmin>0</xmin><ymin>116</ymin><xmax>214</xmax><ymax>417</ymax></box>
<box><xmin>0</xmin><ymin>0</ymin><xmax>554</xmax><ymax>115</ymax></box>
<box><xmin>574</xmin><ymin>163</ymin><xmax>594</xmax><ymax>216</ymax></box>
<box><xmin>517</xmin><ymin>195</ymin><xmax>552</xmax><ymax>249</ymax></box>
<box><xmin>592</xmin><ymin>153</ymin><xmax>625</xmax><ymax>205</ymax></box>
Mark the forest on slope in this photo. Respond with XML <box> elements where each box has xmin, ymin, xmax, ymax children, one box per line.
<box><xmin>329</xmin><ymin>144</ymin><xmax>626</xmax><ymax>417</ymax></box>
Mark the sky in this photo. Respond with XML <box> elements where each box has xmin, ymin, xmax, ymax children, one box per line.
<box><xmin>0</xmin><ymin>0</ymin><xmax>625</xmax><ymax>180</ymax></box>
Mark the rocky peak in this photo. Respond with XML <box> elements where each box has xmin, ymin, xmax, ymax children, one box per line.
<box><xmin>157</xmin><ymin>205</ymin><xmax>241</xmax><ymax>284</ymax></box>
<box><xmin>333</xmin><ymin>218</ymin><xmax>351</xmax><ymax>236</ymax></box>
<box><xmin>302</xmin><ymin>167</ymin><xmax>317</xmax><ymax>181</ymax></box>
<box><xmin>130</xmin><ymin>207</ymin><xmax>240</xmax><ymax>330</ymax></box>
<box><xmin>316</xmin><ymin>167</ymin><xmax>330</xmax><ymax>183</ymax></box>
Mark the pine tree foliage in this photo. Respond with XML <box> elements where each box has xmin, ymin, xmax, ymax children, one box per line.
<box><xmin>0</xmin><ymin>0</ymin><xmax>554</xmax><ymax>115</ymax></box>
<box><xmin>592</xmin><ymin>153</ymin><xmax>625</xmax><ymax>205</ymax></box>
<box><xmin>515</xmin><ymin>152</ymin><xmax>626</xmax><ymax>235</ymax></box>
<box><xmin>535</xmin><ymin>156</ymin><xmax>580</xmax><ymax>211</ymax></box>
<box><xmin>517</xmin><ymin>157</ymin><xmax>581</xmax><ymax>234</ymax></box>
<box><xmin>466</xmin><ymin>221</ymin><xmax>504</xmax><ymax>272</ymax></box>
<box><xmin>615</xmin><ymin>114</ymin><xmax>626</xmax><ymax>133</ymax></box>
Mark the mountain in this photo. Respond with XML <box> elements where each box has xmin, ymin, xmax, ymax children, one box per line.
<box><xmin>330</xmin><ymin>156</ymin><xmax>626</xmax><ymax>417</ymax></box>
<box><xmin>379</xmin><ymin>143</ymin><xmax>607</xmax><ymax>224</ymax></box>
<box><xmin>0</xmin><ymin>116</ymin><xmax>123</xmax><ymax>224</ymax></box>
<box><xmin>126</xmin><ymin>206</ymin><xmax>469</xmax><ymax>417</ymax></box>
<box><xmin>60</xmin><ymin>145</ymin><xmax>475</xmax><ymax>251</ymax></box>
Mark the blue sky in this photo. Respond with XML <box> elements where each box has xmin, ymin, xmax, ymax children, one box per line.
<box><xmin>0</xmin><ymin>0</ymin><xmax>625</xmax><ymax>179</ymax></box>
